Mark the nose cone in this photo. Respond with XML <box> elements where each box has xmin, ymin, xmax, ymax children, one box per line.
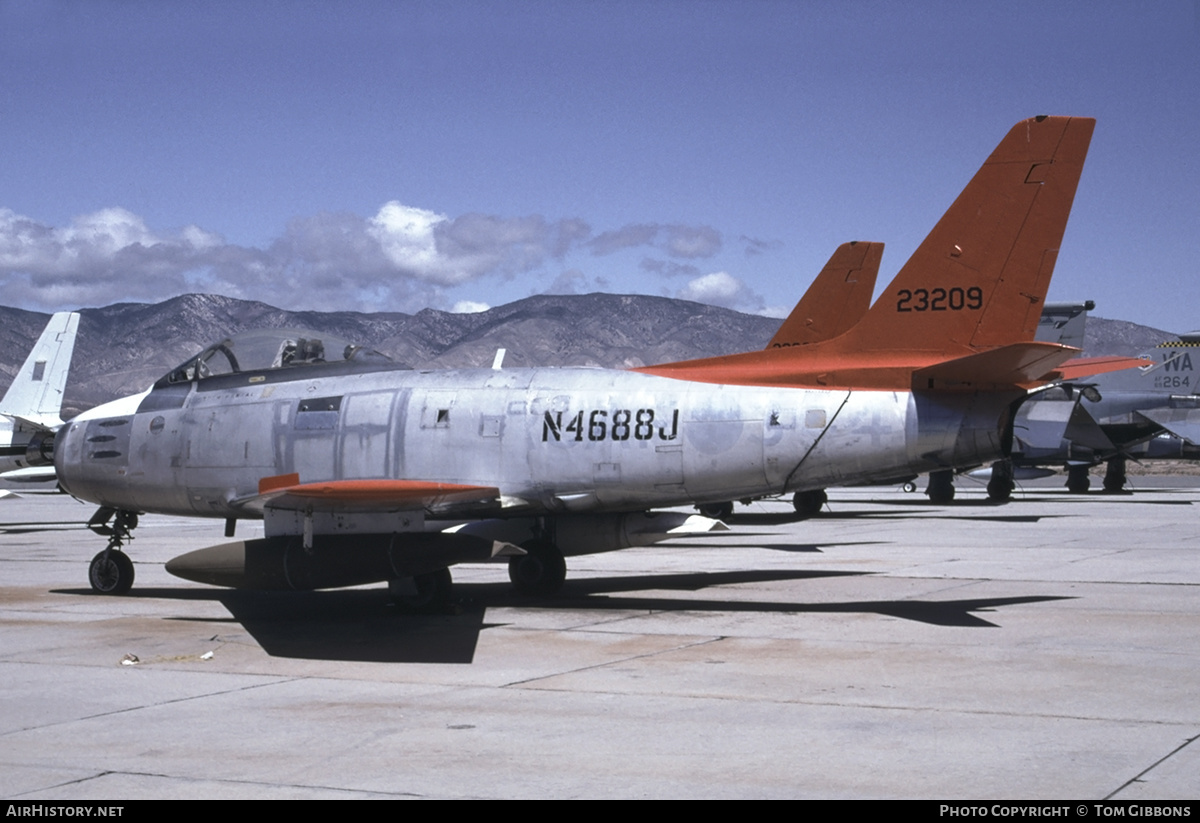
<box><xmin>53</xmin><ymin>388</ymin><xmax>152</xmax><ymax>505</ymax></box>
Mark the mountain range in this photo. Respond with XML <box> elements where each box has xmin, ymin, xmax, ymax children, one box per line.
<box><xmin>0</xmin><ymin>293</ymin><xmax>1181</xmax><ymax>417</ymax></box>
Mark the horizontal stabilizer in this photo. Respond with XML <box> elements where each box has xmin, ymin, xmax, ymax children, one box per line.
<box><xmin>639</xmin><ymin>342</ymin><xmax>1100</xmax><ymax>391</ymax></box>
<box><xmin>1053</xmin><ymin>355</ymin><xmax>1150</xmax><ymax>382</ymax></box>
<box><xmin>913</xmin><ymin>343</ymin><xmax>1079</xmax><ymax>391</ymax></box>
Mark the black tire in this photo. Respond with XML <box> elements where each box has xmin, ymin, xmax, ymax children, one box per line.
<box><xmin>89</xmin><ymin>550</ymin><xmax>135</xmax><ymax>595</ymax></box>
<box><xmin>508</xmin><ymin>539</ymin><xmax>567</xmax><ymax>596</ymax></box>
<box><xmin>1066</xmin><ymin>465</ymin><xmax>1091</xmax><ymax>494</ymax></box>
<box><xmin>987</xmin><ymin>460</ymin><xmax>1015</xmax><ymax>502</ymax></box>
<box><xmin>1102</xmin><ymin>456</ymin><xmax>1127</xmax><ymax>493</ymax></box>
<box><xmin>925</xmin><ymin>470</ymin><xmax>956</xmax><ymax>504</ymax></box>
<box><xmin>698</xmin><ymin>501</ymin><xmax>734</xmax><ymax>520</ymax></box>
<box><xmin>391</xmin><ymin>568</ymin><xmax>453</xmax><ymax>614</ymax></box>
<box><xmin>792</xmin><ymin>489</ymin><xmax>827</xmax><ymax>517</ymax></box>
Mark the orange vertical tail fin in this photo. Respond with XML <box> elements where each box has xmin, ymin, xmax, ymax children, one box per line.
<box><xmin>766</xmin><ymin>241</ymin><xmax>881</xmax><ymax>349</ymax></box>
<box><xmin>639</xmin><ymin>117</ymin><xmax>1098</xmax><ymax>390</ymax></box>
<box><xmin>849</xmin><ymin>115</ymin><xmax>1095</xmax><ymax>355</ymax></box>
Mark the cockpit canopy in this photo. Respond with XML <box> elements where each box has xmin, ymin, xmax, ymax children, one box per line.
<box><xmin>162</xmin><ymin>328</ymin><xmax>394</xmax><ymax>385</ymax></box>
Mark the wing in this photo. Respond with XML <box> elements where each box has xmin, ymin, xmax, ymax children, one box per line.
<box><xmin>1136</xmin><ymin>408</ymin><xmax>1200</xmax><ymax>446</ymax></box>
<box><xmin>235</xmin><ymin>473</ymin><xmax>503</xmax><ymax>517</ymax></box>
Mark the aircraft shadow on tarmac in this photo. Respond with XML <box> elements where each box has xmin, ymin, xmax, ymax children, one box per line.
<box><xmin>55</xmin><ymin>568</ymin><xmax>1073</xmax><ymax>664</ymax></box>
<box><xmin>799</xmin><ymin>509</ymin><xmax>1057</xmax><ymax>524</ymax></box>
<box><xmin>0</xmin><ymin>521</ymin><xmax>91</xmax><ymax>535</ymax></box>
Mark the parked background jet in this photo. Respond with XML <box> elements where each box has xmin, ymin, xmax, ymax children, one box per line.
<box><xmin>53</xmin><ymin>116</ymin><xmax>1140</xmax><ymax>611</ymax></box>
<box><xmin>0</xmin><ymin>312</ymin><xmax>79</xmax><ymax>483</ymax></box>
<box><xmin>994</xmin><ymin>329</ymin><xmax>1200</xmax><ymax>496</ymax></box>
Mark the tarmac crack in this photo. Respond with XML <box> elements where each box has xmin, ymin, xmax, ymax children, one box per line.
<box><xmin>500</xmin><ymin>635</ymin><xmax>724</xmax><ymax>688</ymax></box>
<box><xmin>6</xmin><ymin>768</ymin><xmax>426</xmax><ymax>799</ymax></box>
<box><xmin>0</xmin><ymin>677</ymin><xmax>303</xmax><ymax>738</ymax></box>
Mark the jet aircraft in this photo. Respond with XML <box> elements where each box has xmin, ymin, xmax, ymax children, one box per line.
<box><xmin>1001</xmin><ymin>331</ymin><xmax>1200</xmax><ymax>495</ymax></box>
<box><xmin>54</xmin><ymin>116</ymin><xmax>1139</xmax><ymax>611</ymax></box>
<box><xmin>0</xmin><ymin>312</ymin><xmax>80</xmax><ymax>483</ymax></box>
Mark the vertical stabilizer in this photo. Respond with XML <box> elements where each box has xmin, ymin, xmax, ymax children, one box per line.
<box><xmin>850</xmin><ymin>116</ymin><xmax>1094</xmax><ymax>354</ymax></box>
<box><xmin>639</xmin><ymin>117</ymin><xmax>1103</xmax><ymax>390</ymax></box>
<box><xmin>766</xmin><ymin>241</ymin><xmax>882</xmax><ymax>348</ymax></box>
<box><xmin>1035</xmin><ymin>301</ymin><xmax>1093</xmax><ymax>350</ymax></box>
<box><xmin>0</xmin><ymin>312</ymin><xmax>80</xmax><ymax>428</ymax></box>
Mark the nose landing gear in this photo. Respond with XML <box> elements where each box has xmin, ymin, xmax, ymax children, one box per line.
<box><xmin>86</xmin><ymin>508</ymin><xmax>139</xmax><ymax>595</ymax></box>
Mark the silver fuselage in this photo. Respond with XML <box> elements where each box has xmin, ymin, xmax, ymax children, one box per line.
<box><xmin>56</xmin><ymin>362</ymin><xmax>1016</xmax><ymax>518</ymax></box>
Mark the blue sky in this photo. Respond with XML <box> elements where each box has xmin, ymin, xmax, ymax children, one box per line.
<box><xmin>1</xmin><ymin>0</ymin><xmax>1196</xmax><ymax>331</ymax></box>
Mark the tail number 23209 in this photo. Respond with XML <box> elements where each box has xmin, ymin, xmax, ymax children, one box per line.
<box><xmin>896</xmin><ymin>287</ymin><xmax>983</xmax><ymax>312</ymax></box>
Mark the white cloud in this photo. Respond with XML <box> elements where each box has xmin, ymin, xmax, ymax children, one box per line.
<box><xmin>368</xmin><ymin>202</ymin><xmax>449</xmax><ymax>280</ymax></box>
<box><xmin>676</xmin><ymin>271</ymin><xmax>768</xmax><ymax>314</ymax></box>
<box><xmin>678</xmin><ymin>271</ymin><xmax>744</xmax><ymax>304</ymax></box>
<box><xmin>450</xmin><ymin>300</ymin><xmax>490</xmax><ymax>313</ymax></box>
<box><xmin>0</xmin><ymin>202</ymin><xmax>594</xmax><ymax>312</ymax></box>
<box><xmin>663</xmin><ymin>225</ymin><xmax>721</xmax><ymax>258</ymax></box>
<box><xmin>0</xmin><ymin>203</ymin><xmax>754</xmax><ymax>315</ymax></box>
<box><xmin>588</xmin><ymin>223</ymin><xmax>721</xmax><ymax>259</ymax></box>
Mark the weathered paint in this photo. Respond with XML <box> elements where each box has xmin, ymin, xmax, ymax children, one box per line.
<box><xmin>60</xmin><ymin>365</ymin><xmax>999</xmax><ymax>519</ymax></box>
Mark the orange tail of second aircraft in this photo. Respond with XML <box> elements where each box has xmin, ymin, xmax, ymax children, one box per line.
<box><xmin>766</xmin><ymin>241</ymin><xmax>882</xmax><ymax>349</ymax></box>
<box><xmin>640</xmin><ymin>116</ymin><xmax>1106</xmax><ymax>391</ymax></box>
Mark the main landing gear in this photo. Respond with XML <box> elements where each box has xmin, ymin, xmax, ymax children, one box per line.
<box><xmin>1066</xmin><ymin>464</ymin><xmax>1091</xmax><ymax>494</ymax></box>
<box><xmin>1102</xmin><ymin>455</ymin><xmax>1128</xmax><ymax>493</ymax></box>
<box><xmin>1064</xmin><ymin>458</ymin><xmax>1126</xmax><ymax>495</ymax></box>
<box><xmin>86</xmin><ymin>508</ymin><xmax>139</xmax><ymax>595</ymax></box>
<box><xmin>925</xmin><ymin>469</ymin><xmax>956</xmax><ymax>504</ymax></box>
<box><xmin>388</xmin><ymin>568</ymin><xmax>454</xmax><ymax>614</ymax></box>
<box><xmin>508</xmin><ymin>538</ymin><xmax>567</xmax><ymax>596</ymax></box>
<box><xmin>986</xmin><ymin>459</ymin><xmax>1016</xmax><ymax>502</ymax></box>
<box><xmin>792</xmin><ymin>489</ymin><xmax>827</xmax><ymax>518</ymax></box>
<box><xmin>697</xmin><ymin>501</ymin><xmax>735</xmax><ymax>520</ymax></box>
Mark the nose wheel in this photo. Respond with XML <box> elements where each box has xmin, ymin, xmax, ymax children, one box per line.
<box><xmin>89</xmin><ymin>549</ymin><xmax>135</xmax><ymax>595</ymax></box>
<box><xmin>86</xmin><ymin>508</ymin><xmax>139</xmax><ymax>595</ymax></box>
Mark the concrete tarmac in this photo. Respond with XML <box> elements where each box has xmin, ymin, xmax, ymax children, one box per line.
<box><xmin>1</xmin><ymin>478</ymin><xmax>1197</xmax><ymax>799</ymax></box>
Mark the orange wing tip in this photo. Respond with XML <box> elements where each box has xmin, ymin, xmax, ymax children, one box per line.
<box><xmin>270</xmin><ymin>479</ymin><xmax>500</xmax><ymax>504</ymax></box>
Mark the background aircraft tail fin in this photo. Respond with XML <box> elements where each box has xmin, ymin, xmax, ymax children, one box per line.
<box><xmin>766</xmin><ymin>241</ymin><xmax>881</xmax><ymax>349</ymax></box>
<box><xmin>0</xmin><ymin>312</ymin><xmax>80</xmax><ymax>428</ymax></box>
<box><xmin>848</xmin><ymin>116</ymin><xmax>1095</xmax><ymax>355</ymax></box>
